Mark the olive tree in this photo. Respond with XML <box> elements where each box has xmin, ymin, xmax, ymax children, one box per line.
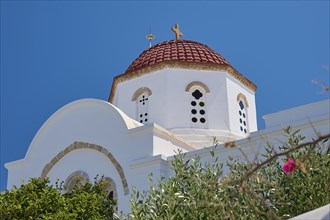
<box><xmin>128</xmin><ymin>128</ymin><xmax>330</xmax><ymax>219</ymax></box>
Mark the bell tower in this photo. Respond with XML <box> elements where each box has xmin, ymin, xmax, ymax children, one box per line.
<box><xmin>108</xmin><ymin>27</ymin><xmax>257</xmax><ymax>148</ymax></box>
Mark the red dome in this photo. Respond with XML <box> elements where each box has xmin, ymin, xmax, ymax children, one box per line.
<box><xmin>125</xmin><ymin>40</ymin><xmax>231</xmax><ymax>73</ymax></box>
<box><xmin>109</xmin><ymin>39</ymin><xmax>257</xmax><ymax>103</ymax></box>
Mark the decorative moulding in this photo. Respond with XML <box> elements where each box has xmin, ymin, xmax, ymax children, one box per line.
<box><xmin>108</xmin><ymin>61</ymin><xmax>257</xmax><ymax>103</ymax></box>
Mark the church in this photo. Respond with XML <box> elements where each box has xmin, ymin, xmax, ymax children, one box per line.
<box><xmin>5</xmin><ymin>25</ymin><xmax>329</xmax><ymax>213</ymax></box>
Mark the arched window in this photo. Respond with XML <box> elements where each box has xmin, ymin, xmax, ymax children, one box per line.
<box><xmin>101</xmin><ymin>177</ymin><xmax>117</xmax><ymax>201</ymax></box>
<box><xmin>64</xmin><ymin>171</ymin><xmax>89</xmax><ymax>192</ymax></box>
<box><xmin>132</xmin><ymin>87</ymin><xmax>152</xmax><ymax>125</ymax></box>
<box><xmin>237</xmin><ymin>93</ymin><xmax>249</xmax><ymax>134</ymax></box>
<box><xmin>136</xmin><ymin>91</ymin><xmax>149</xmax><ymax>124</ymax></box>
<box><xmin>186</xmin><ymin>82</ymin><xmax>210</xmax><ymax>128</ymax></box>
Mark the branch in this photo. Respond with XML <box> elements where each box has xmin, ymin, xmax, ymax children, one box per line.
<box><xmin>242</xmin><ymin>185</ymin><xmax>280</xmax><ymax>220</ymax></box>
<box><xmin>240</xmin><ymin>133</ymin><xmax>330</xmax><ymax>187</ymax></box>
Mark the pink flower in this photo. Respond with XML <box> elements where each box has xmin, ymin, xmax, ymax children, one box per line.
<box><xmin>282</xmin><ymin>159</ymin><xmax>297</xmax><ymax>174</ymax></box>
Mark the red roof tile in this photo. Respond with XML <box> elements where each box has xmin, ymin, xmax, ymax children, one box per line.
<box><xmin>125</xmin><ymin>40</ymin><xmax>231</xmax><ymax>73</ymax></box>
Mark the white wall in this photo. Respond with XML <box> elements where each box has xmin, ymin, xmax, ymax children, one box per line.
<box><xmin>226</xmin><ymin>74</ymin><xmax>257</xmax><ymax>134</ymax></box>
<box><xmin>5</xmin><ymin>98</ymin><xmax>194</xmax><ymax>213</ymax></box>
<box><xmin>114</xmin><ymin>68</ymin><xmax>257</xmax><ymax>135</ymax></box>
<box><xmin>263</xmin><ymin>99</ymin><xmax>329</xmax><ymax>129</ymax></box>
<box><xmin>164</xmin><ymin>100</ymin><xmax>329</xmax><ymax>177</ymax></box>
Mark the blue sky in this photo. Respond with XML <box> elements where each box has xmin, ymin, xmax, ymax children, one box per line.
<box><xmin>1</xmin><ymin>1</ymin><xmax>329</xmax><ymax>190</ymax></box>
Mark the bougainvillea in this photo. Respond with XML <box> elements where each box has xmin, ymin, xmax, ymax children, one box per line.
<box><xmin>282</xmin><ymin>159</ymin><xmax>297</xmax><ymax>174</ymax></box>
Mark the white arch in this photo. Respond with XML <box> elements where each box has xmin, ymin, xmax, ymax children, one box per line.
<box><xmin>24</xmin><ymin>99</ymin><xmax>141</xmax><ymax>160</ymax></box>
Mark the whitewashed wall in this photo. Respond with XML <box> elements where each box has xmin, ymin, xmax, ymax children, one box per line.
<box><xmin>113</xmin><ymin>68</ymin><xmax>257</xmax><ymax>147</ymax></box>
<box><xmin>6</xmin><ymin>95</ymin><xmax>328</xmax><ymax>213</ymax></box>
<box><xmin>5</xmin><ymin>99</ymin><xmax>192</xmax><ymax>213</ymax></box>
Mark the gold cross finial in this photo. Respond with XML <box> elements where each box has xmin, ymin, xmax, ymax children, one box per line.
<box><xmin>171</xmin><ymin>24</ymin><xmax>183</xmax><ymax>40</ymax></box>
